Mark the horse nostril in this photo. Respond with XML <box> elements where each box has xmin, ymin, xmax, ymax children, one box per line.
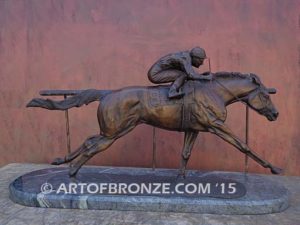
<box><xmin>274</xmin><ymin>112</ymin><xmax>279</xmax><ymax>118</ymax></box>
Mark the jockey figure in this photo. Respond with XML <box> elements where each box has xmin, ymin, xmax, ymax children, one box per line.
<box><xmin>147</xmin><ymin>47</ymin><xmax>212</xmax><ymax>99</ymax></box>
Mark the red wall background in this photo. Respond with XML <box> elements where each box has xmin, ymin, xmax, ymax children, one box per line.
<box><xmin>0</xmin><ymin>0</ymin><xmax>299</xmax><ymax>175</ymax></box>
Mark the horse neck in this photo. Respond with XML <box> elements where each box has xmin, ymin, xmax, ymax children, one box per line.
<box><xmin>213</xmin><ymin>77</ymin><xmax>257</xmax><ymax>106</ymax></box>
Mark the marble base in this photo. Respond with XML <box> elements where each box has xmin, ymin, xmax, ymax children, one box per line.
<box><xmin>9</xmin><ymin>166</ymin><xmax>289</xmax><ymax>214</ymax></box>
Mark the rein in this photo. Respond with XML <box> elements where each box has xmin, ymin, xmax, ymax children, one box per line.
<box><xmin>207</xmin><ymin>58</ymin><xmax>247</xmax><ymax>104</ymax></box>
<box><xmin>212</xmin><ymin>75</ymin><xmax>258</xmax><ymax>106</ymax></box>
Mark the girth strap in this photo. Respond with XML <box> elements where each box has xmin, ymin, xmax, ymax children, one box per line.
<box><xmin>181</xmin><ymin>81</ymin><xmax>196</xmax><ymax>130</ymax></box>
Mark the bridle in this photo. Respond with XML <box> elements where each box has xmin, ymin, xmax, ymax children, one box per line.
<box><xmin>212</xmin><ymin>74</ymin><xmax>277</xmax><ymax>114</ymax></box>
<box><xmin>205</xmin><ymin>57</ymin><xmax>276</xmax><ymax>108</ymax></box>
<box><xmin>212</xmin><ymin>75</ymin><xmax>259</xmax><ymax>107</ymax></box>
<box><xmin>206</xmin><ymin>59</ymin><xmax>258</xmax><ymax>106</ymax></box>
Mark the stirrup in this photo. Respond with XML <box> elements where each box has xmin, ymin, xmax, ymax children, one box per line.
<box><xmin>200</xmin><ymin>74</ymin><xmax>212</xmax><ymax>80</ymax></box>
<box><xmin>168</xmin><ymin>90</ymin><xmax>185</xmax><ymax>99</ymax></box>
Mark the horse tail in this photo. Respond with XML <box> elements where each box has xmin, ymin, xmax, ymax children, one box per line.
<box><xmin>26</xmin><ymin>89</ymin><xmax>112</xmax><ymax>110</ymax></box>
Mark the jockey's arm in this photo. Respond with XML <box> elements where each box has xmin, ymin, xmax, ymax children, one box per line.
<box><xmin>181</xmin><ymin>58</ymin><xmax>199</xmax><ymax>80</ymax></box>
<box><xmin>181</xmin><ymin>57</ymin><xmax>213</xmax><ymax>81</ymax></box>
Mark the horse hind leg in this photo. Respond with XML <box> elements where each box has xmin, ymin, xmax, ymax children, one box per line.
<box><xmin>51</xmin><ymin>135</ymin><xmax>100</xmax><ymax>165</ymax></box>
<box><xmin>69</xmin><ymin>122</ymin><xmax>138</xmax><ymax>177</ymax></box>
<box><xmin>68</xmin><ymin>135</ymin><xmax>115</xmax><ymax>177</ymax></box>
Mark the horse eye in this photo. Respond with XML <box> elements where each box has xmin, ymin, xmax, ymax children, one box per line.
<box><xmin>259</xmin><ymin>93</ymin><xmax>269</xmax><ymax>101</ymax></box>
<box><xmin>262</xmin><ymin>95</ymin><xmax>270</xmax><ymax>101</ymax></box>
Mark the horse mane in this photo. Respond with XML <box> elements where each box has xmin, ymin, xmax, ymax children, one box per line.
<box><xmin>213</xmin><ymin>71</ymin><xmax>262</xmax><ymax>86</ymax></box>
<box><xmin>213</xmin><ymin>71</ymin><xmax>249</xmax><ymax>79</ymax></box>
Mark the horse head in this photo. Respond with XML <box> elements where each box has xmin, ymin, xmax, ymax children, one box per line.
<box><xmin>244</xmin><ymin>73</ymin><xmax>278</xmax><ymax>121</ymax></box>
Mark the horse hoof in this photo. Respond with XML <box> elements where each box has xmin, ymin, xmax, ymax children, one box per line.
<box><xmin>69</xmin><ymin>166</ymin><xmax>78</xmax><ymax>177</ymax></box>
<box><xmin>26</xmin><ymin>99</ymin><xmax>39</xmax><ymax>107</ymax></box>
<box><xmin>176</xmin><ymin>171</ymin><xmax>186</xmax><ymax>179</ymax></box>
<box><xmin>271</xmin><ymin>167</ymin><xmax>283</xmax><ymax>175</ymax></box>
<box><xmin>51</xmin><ymin>157</ymin><xmax>65</xmax><ymax>165</ymax></box>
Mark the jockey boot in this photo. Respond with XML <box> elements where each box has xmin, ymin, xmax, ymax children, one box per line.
<box><xmin>200</xmin><ymin>73</ymin><xmax>213</xmax><ymax>80</ymax></box>
<box><xmin>168</xmin><ymin>86</ymin><xmax>185</xmax><ymax>99</ymax></box>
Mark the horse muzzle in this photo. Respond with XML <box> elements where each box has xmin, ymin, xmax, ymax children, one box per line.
<box><xmin>266</xmin><ymin>110</ymin><xmax>279</xmax><ymax>121</ymax></box>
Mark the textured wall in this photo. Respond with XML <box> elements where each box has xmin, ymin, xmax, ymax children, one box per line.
<box><xmin>0</xmin><ymin>0</ymin><xmax>299</xmax><ymax>175</ymax></box>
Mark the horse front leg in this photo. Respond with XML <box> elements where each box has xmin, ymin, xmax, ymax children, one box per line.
<box><xmin>178</xmin><ymin>131</ymin><xmax>199</xmax><ymax>178</ymax></box>
<box><xmin>208</xmin><ymin>120</ymin><xmax>282</xmax><ymax>174</ymax></box>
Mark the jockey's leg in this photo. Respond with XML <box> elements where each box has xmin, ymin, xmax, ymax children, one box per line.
<box><xmin>169</xmin><ymin>71</ymin><xmax>186</xmax><ymax>98</ymax></box>
<box><xmin>147</xmin><ymin>69</ymin><xmax>185</xmax><ymax>83</ymax></box>
<box><xmin>147</xmin><ymin>69</ymin><xmax>187</xmax><ymax>99</ymax></box>
<box><xmin>172</xmin><ymin>72</ymin><xmax>186</xmax><ymax>91</ymax></box>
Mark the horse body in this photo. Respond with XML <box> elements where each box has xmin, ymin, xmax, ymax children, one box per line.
<box><xmin>98</xmin><ymin>78</ymin><xmax>252</xmax><ymax>136</ymax></box>
<box><xmin>27</xmin><ymin>72</ymin><xmax>281</xmax><ymax>176</ymax></box>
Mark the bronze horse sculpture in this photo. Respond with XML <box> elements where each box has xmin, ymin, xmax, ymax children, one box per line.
<box><xmin>27</xmin><ymin>72</ymin><xmax>280</xmax><ymax>177</ymax></box>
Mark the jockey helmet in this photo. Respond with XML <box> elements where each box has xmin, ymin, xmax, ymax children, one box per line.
<box><xmin>190</xmin><ymin>47</ymin><xmax>206</xmax><ymax>59</ymax></box>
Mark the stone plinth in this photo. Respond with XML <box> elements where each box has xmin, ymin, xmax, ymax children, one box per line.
<box><xmin>9</xmin><ymin>166</ymin><xmax>289</xmax><ymax>215</ymax></box>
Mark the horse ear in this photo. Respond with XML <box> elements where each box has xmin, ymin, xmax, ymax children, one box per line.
<box><xmin>250</xmin><ymin>73</ymin><xmax>261</xmax><ymax>85</ymax></box>
<box><xmin>267</xmin><ymin>88</ymin><xmax>277</xmax><ymax>94</ymax></box>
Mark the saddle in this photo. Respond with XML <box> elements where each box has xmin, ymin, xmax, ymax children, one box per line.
<box><xmin>147</xmin><ymin>81</ymin><xmax>197</xmax><ymax>130</ymax></box>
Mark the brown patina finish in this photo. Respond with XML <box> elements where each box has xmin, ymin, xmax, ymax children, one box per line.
<box><xmin>27</xmin><ymin>72</ymin><xmax>280</xmax><ymax>177</ymax></box>
<box><xmin>147</xmin><ymin>47</ymin><xmax>210</xmax><ymax>99</ymax></box>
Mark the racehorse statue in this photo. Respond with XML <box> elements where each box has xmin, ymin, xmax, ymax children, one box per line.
<box><xmin>27</xmin><ymin>72</ymin><xmax>280</xmax><ymax>177</ymax></box>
